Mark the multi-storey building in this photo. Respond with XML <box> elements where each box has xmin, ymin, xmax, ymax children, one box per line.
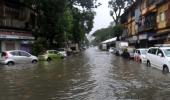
<box><xmin>0</xmin><ymin>0</ymin><xmax>37</xmax><ymax>52</ymax></box>
<box><xmin>121</xmin><ymin>0</ymin><xmax>169</xmax><ymax>48</ymax></box>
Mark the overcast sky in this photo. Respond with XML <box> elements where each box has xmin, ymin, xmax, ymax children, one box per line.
<box><xmin>90</xmin><ymin>0</ymin><xmax>113</xmax><ymax>35</ymax></box>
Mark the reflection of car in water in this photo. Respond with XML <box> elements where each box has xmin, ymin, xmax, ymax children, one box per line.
<box><xmin>0</xmin><ymin>50</ymin><xmax>38</xmax><ymax>65</ymax></box>
<box><xmin>38</xmin><ymin>50</ymin><xmax>63</xmax><ymax>61</ymax></box>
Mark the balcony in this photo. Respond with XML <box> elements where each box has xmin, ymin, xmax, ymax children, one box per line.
<box><xmin>0</xmin><ymin>18</ymin><xmax>26</xmax><ymax>29</ymax></box>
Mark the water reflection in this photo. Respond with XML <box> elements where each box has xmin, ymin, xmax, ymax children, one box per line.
<box><xmin>0</xmin><ymin>47</ymin><xmax>170</xmax><ymax>100</ymax></box>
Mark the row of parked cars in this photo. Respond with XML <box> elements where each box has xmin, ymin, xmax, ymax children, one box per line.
<box><xmin>109</xmin><ymin>44</ymin><xmax>170</xmax><ymax>73</ymax></box>
<box><xmin>0</xmin><ymin>49</ymin><xmax>67</xmax><ymax>65</ymax></box>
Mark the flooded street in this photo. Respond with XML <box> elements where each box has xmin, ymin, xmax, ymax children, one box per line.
<box><xmin>1</xmin><ymin>47</ymin><xmax>170</xmax><ymax>100</ymax></box>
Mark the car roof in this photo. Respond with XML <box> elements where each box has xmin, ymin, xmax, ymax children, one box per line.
<box><xmin>148</xmin><ymin>47</ymin><xmax>170</xmax><ymax>49</ymax></box>
<box><xmin>5</xmin><ymin>50</ymin><xmax>26</xmax><ymax>52</ymax></box>
<box><xmin>47</xmin><ymin>50</ymin><xmax>57</xmax><ymax>51</ymax></box>
<box><xmin>136</xmin><ymin>48</ymin><xmax>148</xmax><ymax>50</ymax></box>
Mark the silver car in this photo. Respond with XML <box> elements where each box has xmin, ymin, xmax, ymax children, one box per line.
<box><xmin>0</xmin><ymin>50</ymin><xmax>38</xmax><ymax>65</ymax></box>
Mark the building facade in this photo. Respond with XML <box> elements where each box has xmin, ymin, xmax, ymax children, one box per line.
<box><xmin>121</xmin><ymin>0</ymin><xmax>169</xmax><ymax>48</ymax></box>
<box><xmin>0</xmin><ymin>0</ymin><xmax>37</xmax><ymax>52</ymax></box>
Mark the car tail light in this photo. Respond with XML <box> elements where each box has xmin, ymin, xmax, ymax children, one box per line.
<box><xmin>2</xmin><ymin>52</ymin><xmax>8</xmax><ymax>59</ymax></box>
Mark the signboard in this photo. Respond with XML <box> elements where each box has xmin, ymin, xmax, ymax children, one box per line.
<box><xmin>0</xmin><ymin>34</ymin><xmax>34</xmax><ymax>40</ymax></box>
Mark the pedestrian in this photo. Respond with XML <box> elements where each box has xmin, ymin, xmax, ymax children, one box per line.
<box><xmin>122</xmin><ymin>49</ymin><xmax>130</xmax><ymax>59</ymax></box>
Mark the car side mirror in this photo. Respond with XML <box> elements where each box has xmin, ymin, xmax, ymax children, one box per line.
<box><xmin>158</xmin><ymin>53</ymin><xmax>163</xmax><ymax>57</ymax></box>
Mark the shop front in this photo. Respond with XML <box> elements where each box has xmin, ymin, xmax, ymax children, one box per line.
<box><xmin>138</xmin><ymin>34</ymin><xmax>148</xmax><ymax>48</ymax></box>
<box><xmin>0</xmin><ymin>30</ymin><xmax>34</xmax><ymax>52</ymax></box>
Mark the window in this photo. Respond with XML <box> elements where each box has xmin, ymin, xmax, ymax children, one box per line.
<box><xmin>19</xmin><ymin>51</ymin><xmax>30</xmax><ymax>57</ymax></box>
<box><xmin>141</xmin><ymin>50</ymin><xmax>147</xmax><ymax>54</ymax></box>
<box><xmin>148</xmin><ymin>48</ymin><xmax>157</xmax><ymax>54</ymax></box>
<box><xmin>10</xmin><ymin>51</ymin><xmax>19</xmax><ymax>56</ymax></box>
<box><xmin>160</xmin><ymin>12</ymin><xmax>165</xmax><ymax>21</ymax></box>
<box><xmin>48</xmin><ymin>51</ymin><xmax>54</xmax><ymax>54</ymax></box>
<box><xmin>151</xmin><ymin>49</ymin><xmax>157</xmax><ymax>54</ymax></box>
<box><xmin>163</xmin><ymin>49</ymin><xmax>170</xmax><ymax>57</ymax></box>
<box><xmin>138</xmin><ymin>50</ymin><xmax>141</xmax><ymax>55</ymax></box>
<box><xmin>157</xmin><ymin>49</ymin><xmax>164</xmax><ymax>57</ymax></box>
<box><xmin>148</xmin><ymin>49</ymin><xmax>152</xmax><ymax>54</ymax></box>
<box><xmin>54</xmin><ymin>51</ymin><xmax>59</xmax><ymax>54</ymax></box>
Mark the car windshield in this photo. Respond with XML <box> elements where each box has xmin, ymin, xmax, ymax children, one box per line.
<box><xmin>58</xmin><ymin>48</ymin><xmax>64</xmax><ymax>51</ymax></box>
<box><xmin>163</xmin><ymin>49</ymin><xmax>170</xmax><ymax>57</ymax></box>
<box><xmin>140</xmin><ymin>49</ymin><xmax>147</xmax><ymax>54</ymax></box>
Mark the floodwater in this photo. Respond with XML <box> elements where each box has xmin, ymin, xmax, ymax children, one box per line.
<box><xmin>1</xmin><ymin>47</ymin><xmax>170</xmax><ymax>100</ymax></box>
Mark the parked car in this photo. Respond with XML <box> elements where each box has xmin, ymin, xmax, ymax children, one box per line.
<box><xmin>38</xmin><ymin>50</ymin><xmax>63</xmax><ymax>61</ymax></box>
<box><xmin>57</xmin><ymin>48</ymin><xmax>67</xmax><ymax>57</ymax></box>
<box><xmin>115</xmin><ymin>48</ymin><xmax>123</xmax><ymax>56</ymax></box>
<box><xmin>146</xmin><ymin>46</ymin><xmax>170</xmax><ymax>73</ymax></box>
<box><xmin>134</xmin><ymin>48</ymin><xmax>148</xmax><ymax>63</ymax></box>
<box><xmin>0</xmin><ymin>50</ymin><xmax>38</xmax><ymax>65</ymax></box>
<box><xmin>109</xmin><ymin>47</ymin><xmax>116</xmax><ymax>53</ymax></box>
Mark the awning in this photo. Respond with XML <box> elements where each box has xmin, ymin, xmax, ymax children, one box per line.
<box><xmin>101</xmin><ymin>37</ymin><xmax>117</xmax><ymax>44</ymax></box>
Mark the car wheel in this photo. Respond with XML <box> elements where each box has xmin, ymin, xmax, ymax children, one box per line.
<box><xmin>147</xmin><ymin>61</ymin><xmax>151</xmax><ymax>67</ymax></box>
<box><xmin>7</xmin><ymin>61</ymin><xmax>14</xmax><ymax>66</ymax></box>
<box><xmin>32</xmin><ymin>60</ymin><xmax>38</xmax><ymax>64</ymax></box>
<box><xmin>47</xmin><ymin>58</ymin><xmax>51</xmax><ymax>62</ymax></box>
<box><xmin>163</xmin><ymin>66</ymin><xmax>169</xmax><ymax>73</ymax></box>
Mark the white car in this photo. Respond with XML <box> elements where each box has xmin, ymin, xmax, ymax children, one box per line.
<box><xmin>109</xmin><ymin>47</ymin><xmax>116</xmax><ymax>53</ymax></box>
<box><xmin>146</xmin><ymin>47</ymin><xmax>170</xmax><ymax>73</ymax></box>
<box><xmin>134</xmin><ymin>48</ymin><xmax>148</xmax><ymax>63</ymax></box>
<box><xmin>127</xmin><ymin>47</ymin><xmax>135</xmax><ymax>58</ymax></box>
<box><xmin>0</xmin><ymin>50</ymin><xmax>38</xmax><ymax>65</ymax></box>
<box><xmin>57</xmin><ymin>48</ymin><xmax>67</xmax><ymax>57</ymax></box>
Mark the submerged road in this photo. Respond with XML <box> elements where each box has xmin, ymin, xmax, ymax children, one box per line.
<box><xmin>0</xmin><ymin>47</ymin><xmax>170</xmax><ymax>100</ymax></box>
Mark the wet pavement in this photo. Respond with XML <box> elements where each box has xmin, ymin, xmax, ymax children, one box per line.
<box><xmin>1</xmin><ymin>47</ymin><xmax>170</xmax><ymax>100</ymax></box>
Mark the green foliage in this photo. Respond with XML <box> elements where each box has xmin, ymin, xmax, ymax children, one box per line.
<box><xmin>22</xmin><ymin>0</ymin><xmax>96</xmax><ymax>50</ymax></box>
<box><xmin>32</xmin><ymin>37</ymin><xmax>47</xmax><ymax>55</ymax></box>
<box><xmin>92</xmin><ymin>27</ymin><xmax>114</xmax><ymax>44</ymax></box>
<box><xmin>112</xmin><ymin>25</ymin><xmax>123</xmax><ymax>40</ymax></box>
<box><xmin>92</xmin><ymin>25</ymin><xmax>123</xmax><ymax>44</ymax></box>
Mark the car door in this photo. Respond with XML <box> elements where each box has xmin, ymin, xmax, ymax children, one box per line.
<box><xmin>10</xmin><ymin>51</ymin><xmax>22</xmax><ymax>64</ymax></box>
<box><xmin>53</xmin><ymin>50</ymin><xmax>60</xmax><ymax>59</ymax></box>
<box><xmin>156</xmin><ymin>49</ymin><xmax>165</xmax><ymax>69</ymax></box>
<box><xmin>19</xmin><ymin>51</ymin><xmax>32</xmax><ymax>63</ymax></box>
<box><xmin>150</xmin><ymin>48</ymin><xmax>158</xmax><ymax>66</ymax></box>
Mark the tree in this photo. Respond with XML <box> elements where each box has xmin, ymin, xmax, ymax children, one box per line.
<box><xmin>92</xmin><ymin>27</ymin><xmax>114</xmax><ymax>45</ymax></box>
<box><xmin>112</xmin><ymin>25</ymin><xmax>123</xmax><ymax>41</ymax></box>
<box><xmin>22</xmin><ymin>0</ymin><xmax>97</xmax><ymax>53</ymax></box>
<box><xmin>108</xmin><ymin>0</ymin><xmax>135</xmax><ymax>24</ymax></box>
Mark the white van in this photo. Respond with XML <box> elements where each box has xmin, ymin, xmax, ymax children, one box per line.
<box><xmin>146</xmin><ymin>47</ymin><xmax>170</xmax><ymax>73</ymax></box>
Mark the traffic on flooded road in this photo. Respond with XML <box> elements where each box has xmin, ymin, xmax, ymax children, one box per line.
<box><xmin>0</xmin><ymin>47</ymin><xmax>170</xmax><ymax>100</ymax></box>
